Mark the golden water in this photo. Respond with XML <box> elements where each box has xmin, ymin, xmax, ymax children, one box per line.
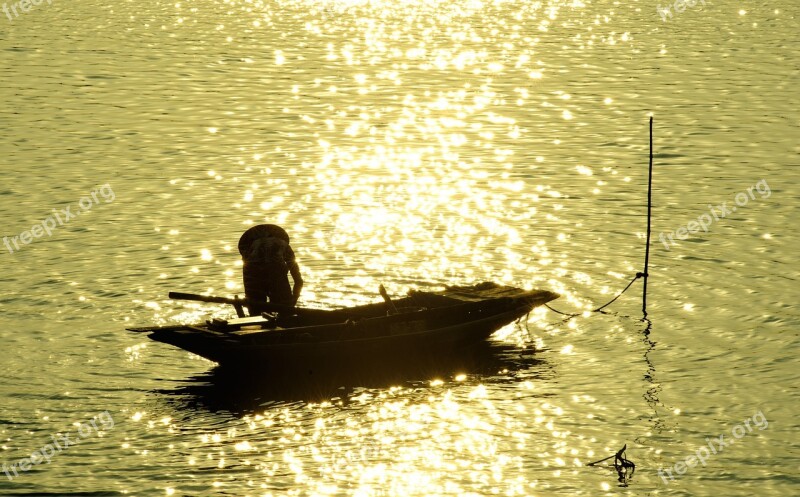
<box><xmin>0</xmin><ymin>0</ymin><xmax>797</xmax><ymax>495</ymax></box>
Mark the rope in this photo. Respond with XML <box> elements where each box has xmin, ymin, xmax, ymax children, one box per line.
<box><xmin>544</xmin><ymin>303</ymin><xmax>578</xmax><ymax>317</ymax></box>
<box><xmin>593</xmin><ymin>272</ymin><xmax>645</xmax><ymax>312</ymax></box>
<box><xmin>544</xmin><ymin>272</ymin><xmax>646</xmax><ymax>317</ymax></box>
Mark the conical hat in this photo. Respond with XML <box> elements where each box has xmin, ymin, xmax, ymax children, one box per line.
<box><xmin>238</xmin><ymin>224</ymin><xmax>290</xmax><ymax>256</ymax></box>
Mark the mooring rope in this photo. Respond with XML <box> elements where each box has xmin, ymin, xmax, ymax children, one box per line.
<box><xmin>593</xmin><ymin>272</ymin><xmax>645</xmax><ymax>312</ymax></box>
<box><xmin>544</xmin><ymin>272</ymin><xmax>645</xmax><ymax>317</ymax></box>
<box><xmin>543</xmin><ymin>303</ymin><xmax>575</xmax><ymax>316</ymax></box>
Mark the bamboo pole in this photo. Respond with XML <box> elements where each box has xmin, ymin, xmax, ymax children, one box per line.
<box><xmin>642</xmin><ymin>116</ymin><xmax>653</xmax><ymax>317</ymax></box>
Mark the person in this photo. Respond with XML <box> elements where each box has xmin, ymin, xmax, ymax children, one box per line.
<box><xmin>238</xmin><ymin>224</ymin><xmax>303</xmax><ymax>314</ymax></box>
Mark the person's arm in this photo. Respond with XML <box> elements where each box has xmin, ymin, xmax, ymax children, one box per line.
<box><xmin>288</xmin><ymin>261</ymin><xmax>303</xmax><ymax>305</ymax></box>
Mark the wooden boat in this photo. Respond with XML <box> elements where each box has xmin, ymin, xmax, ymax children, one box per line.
<box><xmin>128</xmin><ymin>282</ymin><xmax>559</xmax><ymax>372</ymax></box>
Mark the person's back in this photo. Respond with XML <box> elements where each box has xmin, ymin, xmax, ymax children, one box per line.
<box><xmin>239</xmin><ymin>224</ymin><xmax>303</xmax><ymax>313</ymax></box>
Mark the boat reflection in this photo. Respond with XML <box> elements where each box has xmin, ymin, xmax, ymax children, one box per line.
<box><xmin>157</xmin><ymin>340</ymin><xmax>553</xmax><ymax>416</ymax></box>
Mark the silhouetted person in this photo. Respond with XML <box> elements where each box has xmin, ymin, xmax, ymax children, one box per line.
<box><xmin>238</xmin><ymin>224</ymin><xmax>303</xmax><ymax>314</ymax></box>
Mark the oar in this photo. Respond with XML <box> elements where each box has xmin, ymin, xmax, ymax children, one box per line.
<box><xmin>167</xmin><ymin>292</ymin><xmax>333</xmax><ymax>317</ymax></box>
<box><xmin>127</xmin><ymin>324</ymin><xmax>194</xmax><ymax>333</ymax></box>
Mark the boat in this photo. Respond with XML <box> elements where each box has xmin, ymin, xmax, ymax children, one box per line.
<box><xmin>127</xmin><ymin>282</ymin><xmax>559</xmax><ymax>373</ymax></box>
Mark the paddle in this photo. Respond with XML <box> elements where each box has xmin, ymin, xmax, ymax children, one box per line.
<box><xmin>167</xmin><ymin>292</ymin><xmax>333</xmax><ymax>317</ymax></box>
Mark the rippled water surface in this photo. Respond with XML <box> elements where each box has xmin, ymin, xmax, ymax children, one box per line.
<box><xmin>1</xmin><ymin>0</ymin><xmax>798</xmax><ymax>495</ymax></box>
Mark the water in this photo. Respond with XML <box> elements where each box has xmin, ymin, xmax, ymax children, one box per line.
<box><xmin>1</xmin><ymin>0</ymin><xmax>798</xmax><ymax>495</ymax></box>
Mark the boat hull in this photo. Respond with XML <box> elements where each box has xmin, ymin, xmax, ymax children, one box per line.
<box><xmin>133</xmin><ymin>283</ymin><xmax>559</xmax><ymax>373</ymax></box>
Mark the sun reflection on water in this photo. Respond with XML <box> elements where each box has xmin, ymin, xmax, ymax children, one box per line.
<box><xmin>126</xmin><ymin>0</ymin><xmax>645</xmax><ymax>493</ymax></box>
<box><xmin>149</xmin><ymin>0</ymin><xmax>614</xmax><ymax>323</ymax></box>
<box><xmin>150</xmin><ymin>381</ymin><xmax>574</xmax><ymax>496</ymax></box>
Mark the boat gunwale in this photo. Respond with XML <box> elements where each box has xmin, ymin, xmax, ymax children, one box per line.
<box><xmin>149</xmin><ymin>296</ymin><xmax>512</xmax><ymax>345</ymax></box>
<box><xmin>240</xmin><ymin>300</ymin><xmax>538</xmax><ymax>351</ymax></box>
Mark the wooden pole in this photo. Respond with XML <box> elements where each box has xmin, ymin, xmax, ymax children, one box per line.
<box><xmin>642</xmin><ymin>116</ymin><xmax>653</xmax><ymax>317</ymax></box>
<box><xmin>378</xmin><ymin>284</ymin><xmax>399</xmax><ymax>314</ymax></box>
